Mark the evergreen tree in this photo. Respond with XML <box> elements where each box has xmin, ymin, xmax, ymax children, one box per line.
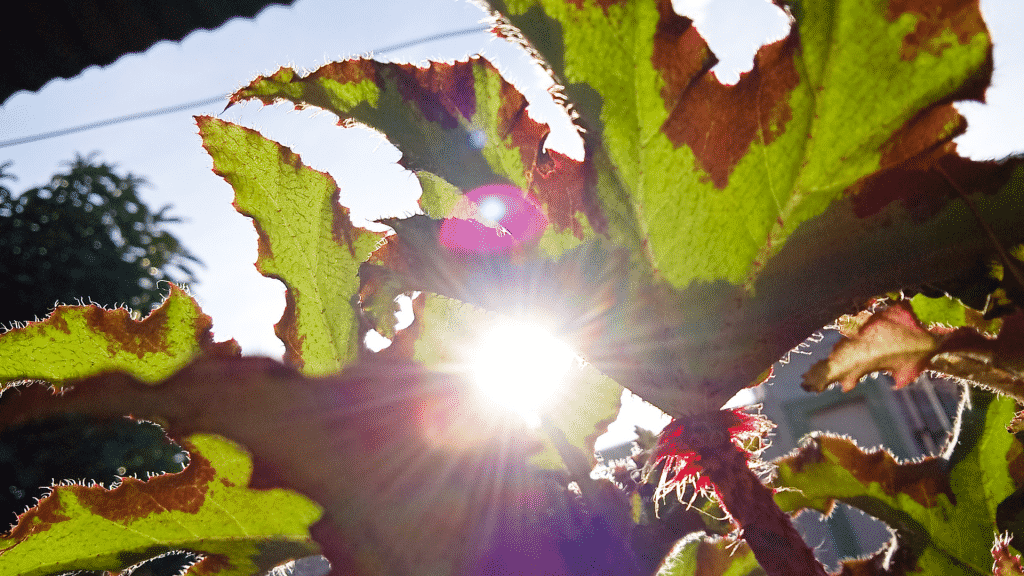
<box><xmin>0</xmin><ymin>154</ymin><xmax>199</xmax><ymax>326</ymax></box>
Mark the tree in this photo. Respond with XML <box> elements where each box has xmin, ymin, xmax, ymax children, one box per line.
<box><xmin>0</xmin><ymin>154</ymin><xmax>199</xmax><ymax>326</ymax></box>
<box><xmin>1</xmin><ymin>1</ymin><xmax>1024</xmax><ymax>575</ymax></box>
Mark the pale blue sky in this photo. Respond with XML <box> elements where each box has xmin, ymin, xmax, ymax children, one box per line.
<box><xmin>0</xmin><ymin>0</ymin><xmax>1021</xmax><ymax>360</ymax></box>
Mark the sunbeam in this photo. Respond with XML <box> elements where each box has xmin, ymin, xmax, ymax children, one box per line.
<box><xmin>470</xmin><ymin>319</ymin><xmax>575</xmax><ymax>427</ymax></box>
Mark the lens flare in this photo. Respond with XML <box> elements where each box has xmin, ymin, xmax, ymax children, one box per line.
<box><xmin>439</xmin><ymin>184</ymin><xmax>547</xmax><ymax>254</ymax></box>
<box><xmin>478</xmin><ymin>195</ymin><xmax>507</xmax><ymax>223</ymax></box>
<box><xmin>471</xmin><ymin>320</ymin><xmax>574</xmax><ymax>426</ymax></box>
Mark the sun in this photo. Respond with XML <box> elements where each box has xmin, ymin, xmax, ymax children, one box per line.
<box><xmin>470</xmin><ymin>319</ymin><xmax>575</xmax><ymax>426</ymax></box>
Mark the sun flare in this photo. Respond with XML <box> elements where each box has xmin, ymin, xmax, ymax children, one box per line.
<box><xmin>471</xmin><ymin>320</ymin><xmax>575</xmax><ymax>426</ymax></box>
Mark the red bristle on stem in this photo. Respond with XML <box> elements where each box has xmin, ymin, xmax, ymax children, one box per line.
<box><xmin>688</xmin><ymin>411</ymin><xmax>827</xmax><ymax>576</ymax></box>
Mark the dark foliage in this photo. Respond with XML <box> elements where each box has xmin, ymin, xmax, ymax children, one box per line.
<box><xmin>0</xmin><ymin>155</ymin><xmax>200</xmax><ymax>326</ymax></box>
<box><xmin>1</xmin><ymin>0</ymin><xmax>296</xmax><ymax>104</ymax></box>
<box><xmin>0</xmin><ymin>414</ymin><xmax>187</xmax><ymax>531</ymax></box>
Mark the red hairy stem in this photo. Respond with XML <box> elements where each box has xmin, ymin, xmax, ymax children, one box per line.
<box><xmin>695</xmin><ymin>437</ymin><xmax>826</xmax><ymax>576</ymax></box>
<box><xmin>652</xmin><ymin>410</ymin><xmax>827</xmax><ymax>576</ymax></box>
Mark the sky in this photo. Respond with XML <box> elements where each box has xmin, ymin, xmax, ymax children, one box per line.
<box><xmin>1</xmin><ymin>0</ymin><xmax>1022</xmax><ymax>444</ymax></box>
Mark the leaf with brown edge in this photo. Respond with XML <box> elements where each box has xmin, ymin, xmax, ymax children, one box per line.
<box><xmin>198</xmin><ymin>117</ymin><xmax>382</xmax><ymax>376</ymax></box>
<box><xmin>357</xmin><ymin>265</ymin><xmax>405</xmax><ymax>340</ymax></box>
<box><xmin>773</xmin><ymin>390</ymin><xmax>1023</xmax><ymax>575</ymax></box>
<box><xmin>805</xmin><ymin>298</ymin><xmax>1024</xmax><ymax>401</ymax></box>
<box><xmin>324</xmin><ymin>0</ymin><xmax>1020</xmax><ymax>425</ymax></box>
<box><xmin>803</xmin><ymin>302</ymin><xmax>939</xmax><ymax>392</ymax></box>
<box><xmin>928</xmin><ymin>310</ymin><xmax>1024</xmax><ymax>402</ymax></box>
<box><xmin>0</xmin><ymin>433</ymin><xmax>321</xmax><ymax>576</ymax></box>
<box><xmin>0</xmin><ymin>285</ymin><xmax>230</xmax><ymax>389</ymax></box>
<box><xmin>774</xmin><ymin>435</ymin><xmax>954</xmax><ymax>514</ymax></box>
<box><xmin>225</xmin><ymin>0</ymin><xmax>1022</xmax><ymax>423</ymax></box>
<box><xmin>887</xmin><ymin>0</ymin><xmax>991</xmax><ymax>63</ymax></box>
<box><xmin>229</xmin><ymin>56</ymin><xmax>630</xmax><ymax>257</ymax></box>
<box><xmin>849</xmin><ymin>151</ymin><xmax>1018</xmax><ymax>224</ymax></box>
<box><xmin>490</xmin><ymin>0</ymin><xmax>992</xmax><ymax>290</ymax></box>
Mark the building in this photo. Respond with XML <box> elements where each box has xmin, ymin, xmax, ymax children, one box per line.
<box><xmin>761</xmin><ymin>332</ymin><xmax>961</xmax><ymax>568</ymax></box>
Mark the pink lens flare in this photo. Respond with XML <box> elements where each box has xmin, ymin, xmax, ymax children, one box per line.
<box><xmin>439</xmin><ymin>184</ymin><xmax>547</xmax><ymax>254</ymax></box>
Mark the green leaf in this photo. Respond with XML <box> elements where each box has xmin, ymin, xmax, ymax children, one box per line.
<box><xmin>0</xmin><ymin>285</ymin><xmax>217</xmax><ymax>388</ymax></box>
<box><xmin>908</xmin><ymin>292</ymin><xmax>1001</xmax><ymax>334</ymax></box>
<box><xmin>772</xmin><ymin>390</ymin><xmax>1023</xmax><ymax>574</ymax></box>
<box><xmin>416</xmin><ymin>171</ymin><xmax>464</xmax><ymax>219</ymax></box>
<box><xmin>198</xmin><ymin>117</ymin><xmax>382</xmax><ymax>376</ymax></box>
<box><xmin>493</xmin><ymin>0</ymin><xmax>991</xmax><ymax>288</ymax></box>
<box><xmin>656</xmin><ymin>535</ymin><xmax>765</xmax><ymax>576</ymax></box>
<box><xmin>0</xmin><ymin>433</ymin><xmax>321</xmax><ymax>576</ymax></box>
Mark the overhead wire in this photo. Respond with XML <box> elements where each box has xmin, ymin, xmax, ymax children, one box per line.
<box><xmin>0</xmin><ymin>26</ymin><xmax>489</xmax><ymax>150</ymax></box>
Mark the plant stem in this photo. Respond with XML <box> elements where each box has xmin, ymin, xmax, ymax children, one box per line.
<box><xmin>694</xmin><ymin>440</ymin><xmax>828</xmax><ymax>576</ymax></box>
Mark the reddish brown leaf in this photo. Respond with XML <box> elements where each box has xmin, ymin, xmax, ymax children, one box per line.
<box><xmin>659</xmin><ymin>32</ymin><xmax>800</xmax><ymax>189</ymax></box>
<box><xmin>850</xmin><ymin>152</ymin><xmax>1018</xmax><ymax>221</ymax></box>
<box><xmin>651</xmin><ymin>2</ymin><xmax>715</xmax><ymax>115</ymax></box>
<box><xmin>804</xmin><ymin>302</ymin><xmax>939</xmax><ymax>392</ymax></box>
<box><xmin>79</xmin><ymin>305</ymin><xmax>193</xmax><ymax>359</ymax></box>
<box><xmin>3</xmin><ymin>492</ymin><xmax>71</xmax><ymax>543</ymax></box>
<box><xmin>879</xmin><ymin>105</ymin><xmax>964</xmax><ymax>172</ymax></box>
<box><xmin>69</xmin><ymin>445</ymin><xmax>215</xmax><ymax>522</ymax></box>
<box><xmin>886</xmin><ymin>0</ymin><xmax>989</xmax><ymax>62</ymax></box>
<box><xmin>390</xmin><ymin>61</ymin><xmax>477</xmax><ymax>129</ymax></box>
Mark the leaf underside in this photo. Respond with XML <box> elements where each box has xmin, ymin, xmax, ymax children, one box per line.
<box><xmin>3</xmin><ymin>0</ymin><xmax>1024</xmax><ymax>575</ymax></box>
<box><xmin>0</xmin><ymin>356</ymin><xmax>643</xmax><ymax>576</ymax></box>
<box><xmin>231</xmin><ymin>0</ymin><xmax>1024</xmax><ymax>416</ymax></box>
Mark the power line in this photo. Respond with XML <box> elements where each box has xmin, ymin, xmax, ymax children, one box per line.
<box><xmin>0</xmin><ymin>96</ymin><xmax>229</xmax><ymax>149</ymax></box>
<box><xmin>0</xmin><ymin>26</ymin><xmax>489</xmax><ymax>150</ymax></box>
